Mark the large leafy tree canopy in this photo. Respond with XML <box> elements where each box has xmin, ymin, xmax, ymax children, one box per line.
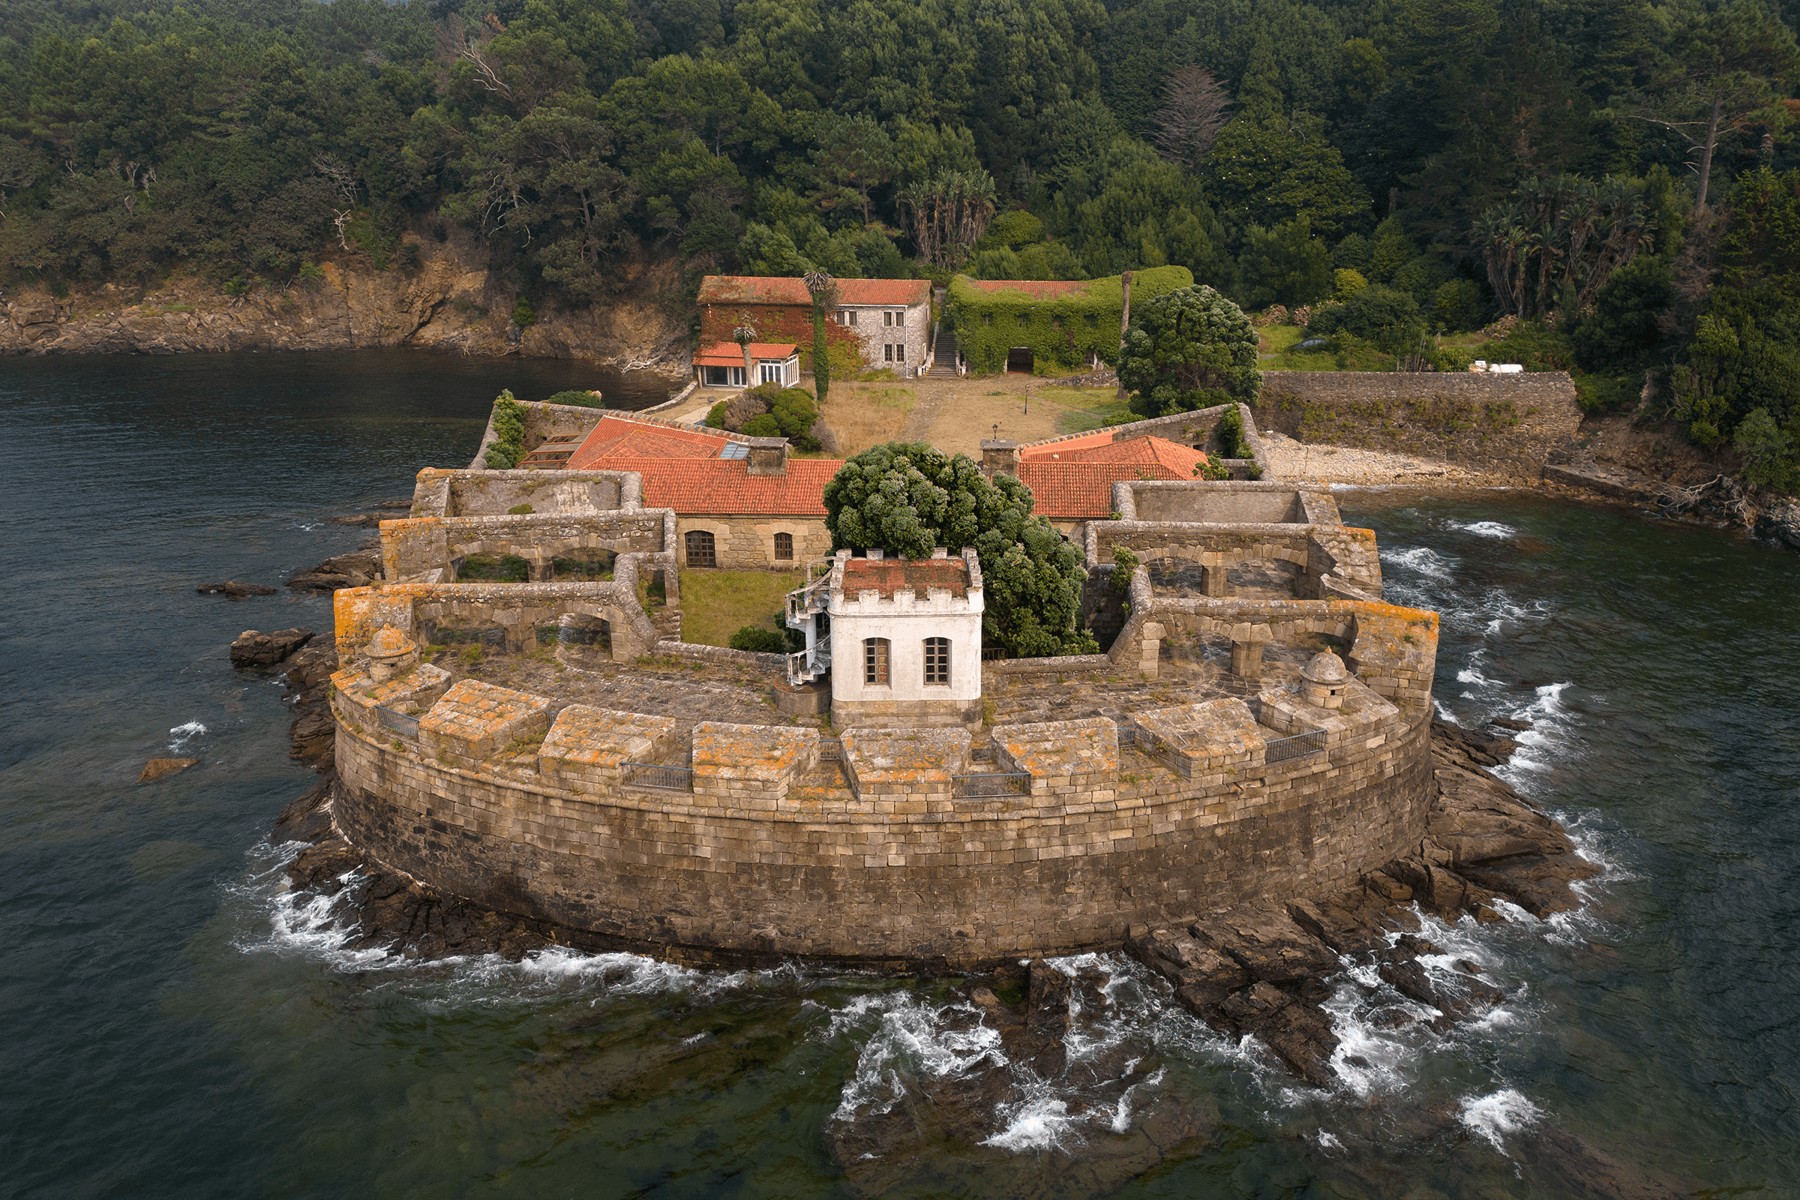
<box><xmin>822</xmin><ymin>442</ymin><xmax>1096</xmax><ymax>657</ymax></box>
<box><xmin>1118</xmin><ymin>285</ymin><xmax>1261</xmax><ymax>416</ymax></box>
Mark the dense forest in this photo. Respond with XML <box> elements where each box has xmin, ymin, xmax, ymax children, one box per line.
<box><xmin>4</xmin><ymin>0</ymin><xmax>1800</xmax><ymax>483</ymax></box>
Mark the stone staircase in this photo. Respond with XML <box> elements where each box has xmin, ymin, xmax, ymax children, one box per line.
<box><xmin>928</xmin><ymin>328</ymin><xmax>960</xmax><ymax>378</ymax></box>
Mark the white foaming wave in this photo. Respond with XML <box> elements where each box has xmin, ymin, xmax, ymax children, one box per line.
<box><xmin>1322</xmin><ymin>977</ymin><xmax>1426</xmax><ymax>1098</ymax></box>
<box><xmin>1433</xmin><ymin>699</ymin><xmax>1462</xmax><ymax>725</ymax></box>
<box><xmin>1458</xmin><ymin>1088</ymin><xmax>1541</xmax><ymax>1153</ymax></box>
<box><xmin>981</xmin><ymin>1094</ymin><xmax>1079</xmax><ymax>1152</ymax></box>
<box><xmin>828</xmin><ymin>992</ymin><xmax>1005</xmax><ymax>1122</ymax></box>
<box><xmin>1382</xmin><ymin>545</ymin><xmax>1456</xmax><ymax>581</ymax></box>
<box><xmin>1494</xmin><ymin>681</ymin><xmax>1578</xmax><ymax>787</ymax></box>
<box><xmin>1107</xmin><ymin>1067</ymin><xmax>1163</xmax><ymax>1133</ymax></box>
<box><xmin>1446</xmin><ymin>519</ymin><xmax>1517</xmax><ymax>539</ymax></box>
<box><xmin>168</xmin><ymin>720</ymin><xmax>207</xmax><ymax>751</ymax></box>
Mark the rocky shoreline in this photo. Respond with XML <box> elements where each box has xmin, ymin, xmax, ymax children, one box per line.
<box><xmin>0</xmin><ymin>236</ymin><xmax>688</xmax><ymax>370</ymax></box>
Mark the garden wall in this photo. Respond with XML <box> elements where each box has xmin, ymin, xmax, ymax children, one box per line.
<box><xmin>1256</xmin><ymin>371</ymin><xmax>1582</xmax><ymax>480</ymax></box>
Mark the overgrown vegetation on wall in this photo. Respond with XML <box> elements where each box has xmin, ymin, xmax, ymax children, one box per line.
<box><xmin>482</xmin><ymin>390</ymin><xmax>527</xmax><ymax>469</ymax></box>
<box><xmin>945</xmin><ymin>266</ymin><xmax>1192</xmax><ymax>373</ymax></box>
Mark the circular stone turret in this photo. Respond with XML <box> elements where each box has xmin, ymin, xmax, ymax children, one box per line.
<box><xmin>364</xmin><ymin>625</ymin><xmax>419</xmax><ymax>683</ymax></box>
<box><xmin>1299</xmin><ymin>651</ymin><xmax>1351</xmax><ymax>710</ymax></box>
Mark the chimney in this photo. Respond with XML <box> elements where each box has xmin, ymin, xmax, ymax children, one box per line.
<box><xmin>980</xmin><ymin>438</ymin><xmax>1019</xmax><ymax>478</ymax></box>
<box><xmin>745</xmin><ymin>436</ymin><xmax>788</xmax><ymax>476</ymax></box>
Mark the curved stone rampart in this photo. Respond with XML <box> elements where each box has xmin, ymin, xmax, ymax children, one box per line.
<box><xmin>329</xmin><ymin>662</ymin><xmax>1434</xmax><ymax>967</ymax></box>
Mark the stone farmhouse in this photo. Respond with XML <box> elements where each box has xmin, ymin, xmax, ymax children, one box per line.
<box><xmin>696</xmin><ymin>275</ymin><xmax>931</xmax><ymax>374</ymax></box>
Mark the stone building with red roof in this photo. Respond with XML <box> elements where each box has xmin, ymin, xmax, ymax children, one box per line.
<box><xmin>696</xmin><ymin>275</ymin><xmax>931</xmax><ymax>375</ymax></box>
<box><xmin>691</xmin><ymin>340</ymin><xmax>800</xmax><ymax>389</ymax></box>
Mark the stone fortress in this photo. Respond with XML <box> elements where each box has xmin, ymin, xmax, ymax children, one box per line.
<box><xmin>323</xmin><ymin>401</ymin><xmax>1442</xmax><ymax>968</ymax></box>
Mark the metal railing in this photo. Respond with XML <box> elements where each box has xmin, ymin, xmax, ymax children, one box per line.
<box><xmin>953</xmin><ymin>771</ymin><xmax>1031</xmax><ymax>799</ymax></box>
<box><xmin>375</xmin><ymin>706</ymin><xmax>421</xmax><ymax>738</ymax></box>
<box><xmin>1264</xmin><ymin>729</ymin><xmax>1328</xmax><ymax>764</ymax></box>
<box><xmin>817</xmin><ymin>738</ymin><xmax>843</xmax><ymax>763</ymax></box>
<box><xmin>785</xmin><ymin>634</ymin><xmax>831</xmax><ymax>686</ymax></box>
<box><xmin>621</xmin><ymin>762</ymin><xmax>694</xmax><ymax>792</ymax></box>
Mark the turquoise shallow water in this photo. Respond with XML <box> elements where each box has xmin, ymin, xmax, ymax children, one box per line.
<box><xmin>2</xmin><ymin>355</ymin><xmax>1798</xmax><ymax>1198</ymax></box>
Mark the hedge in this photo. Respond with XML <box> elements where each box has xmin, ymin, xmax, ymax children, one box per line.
<box><xmin>944</xmin><ymin>266</ymin><xmax>1195</xmax><ymax>374</ymax></box>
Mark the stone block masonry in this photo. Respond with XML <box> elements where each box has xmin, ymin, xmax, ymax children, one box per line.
<box><xmin>330</xmin><ymin>656</ymin><xmax>1434</xmax><ymax>966</ymax></box>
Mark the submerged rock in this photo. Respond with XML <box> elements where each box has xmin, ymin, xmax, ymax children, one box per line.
<box><xmin>137</xmin><ymin>756</ymin><xmax>199</xmax><ymax>783</ymax></box>
<box><xmin>196</xmin><ymin>580</ymin><xmax>276</xmax><ymax>599</ymax></box>
<box><xmin>228</xmin><ymin>627</ymin><xmax>314</xmax><ymax>667</ymax></box>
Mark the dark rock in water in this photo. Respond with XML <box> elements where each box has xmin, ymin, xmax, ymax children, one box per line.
<box><xmin>1488</xmin><ymin>715</ymin><xmax>1533</xmax><ymax>733</ymax></box>
<box><xmin>196</xmin><ymin>580</ymin><xmax>276</xmax><ymax>599</ymax></box>
<box><xmin>328</xmin><ymin>513</ymin><xmax>381</xmax><ymax>527</ymax></box>
<box><xmin>289</xmin><ymin>707</ymin><xmax>335</xmax><ymax>767</ymax></box>
<box><xmin>287</xmin><ymin>546</ymin><xmax>380</xmax><ymax>592</ymax></box>
<box><xmin>229</xmin><ymin>627</ymin><xmax>314</xmax><ymax>667</ymax></box>
<box><xmin>137</xmin><ymin>756</ymin><xmax>198</xmax><ymax>783</ymax></box>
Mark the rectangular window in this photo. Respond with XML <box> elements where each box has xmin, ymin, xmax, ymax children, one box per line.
<box><xmin>773</xmin><ymin>532</ymin><xmax>794</xmax><ymax>561</ymax></box>
<box><xmin>863</xmin><ymin>638</ymin><xmax>890</xmax><ymax>686</ymax></box>
<box><xmin>759</xmin><ymin>362</ymin><xmax>784</xmax><ymax>384</ymax></box>
<box><xmin>729</xmin><ymin>366</ymin><xmax>746</xmax><ymax>387</ymax></box>
<box><xmin>848</xmin><ymin>309</ymin><xmax>859</xmax><ymax>326</ymax></box>
<box><xmin>884</xmin><ymin>310</ymin><xmax>893</xmax><ymax>326</ymax></box>
<box><xmin>923</xmin><ymin>637</ymin><xmax>950</xmax><ymax>685</ymax></box>
<box><xmin>883</xmin><ymin>344</ymin><xmax>894</xmax><ymax>362</ymax></box>
<box><xmin>895</xmin><ymin>343</ymin><xmax>905</xmax><ymax>362</ymax></box>
<box><xmin>894</xmin><ymin>309</ymin><xmax>906</xmax><ymax>327</ymax></box>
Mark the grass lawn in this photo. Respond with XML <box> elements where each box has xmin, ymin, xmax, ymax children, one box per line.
<box><xmin>820</xmin><ymin>381</ymin><xmax>918</xmax><ymax>456</ymax></box>
<box><xmin>679</xmin><ymin>568</ymin><xmax>805</xmax><ymax>647</ymax></box>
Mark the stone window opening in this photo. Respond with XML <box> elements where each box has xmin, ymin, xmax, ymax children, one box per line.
<box><xmin>773</xmin><ymin>531</ymin><xmax>794</xmax><ymax>561</ymax></box>
<box><xmin>684</xmin><ymin>529</ymin><xmax>717</xmax><ymax>568</ymax></box>
<box><xmin>923</xmin><ymin>636</ymin><xmax>950</xmax><ymax>685</ymax></box>
<box><xmin>895</xmin><ymin>343</ymin><xmax>905</xmax><ymax>362</ymax></box>
<box><xmin>894</xmin><ymin>309</ymin><xmax>905</xmax><ymax>327</ymax></box>
<box><xmin>864</xmin><ymin>637</ymin><xmax>891</xmax><ymax>686</ymax></box>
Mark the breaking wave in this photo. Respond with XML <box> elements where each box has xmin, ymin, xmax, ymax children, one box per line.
<box><xmin>1382</xmin><ymin>545</ymin><xmax>1456</xmax><ymax>582</ymax></box>
<box><xmin>1446</xmin><ymin>519</ymin><xmax>1518</xmax><ymax>539</ymax></box>
<box><xmin>168</xmin><ymin>720</ymin><xmax>207</xmax><ymax>751</ymax></box>
<box><xmin>1458</xmin><ymin>1087</ymin><xmax>1542</xmax><ymax>1152</ymax></box>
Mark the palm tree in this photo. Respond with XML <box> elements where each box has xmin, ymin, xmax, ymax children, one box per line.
<box><xmin>803</xmin><ymin>271</ymin><xmax>836</xmax><ymax>404</ymax></box>
<box><xmin>732</xmin><ymin>322</ymin><xmax>756</xmax><ymax>387</ymax></box>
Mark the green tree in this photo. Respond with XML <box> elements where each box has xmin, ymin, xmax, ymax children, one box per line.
<box><xmin>1309</xmin><ymin>284</ymin><xmax>1428</xmax><ymax>363</ymax></box>
<box><xmin>1118</xmin><ymin>285</ymin><xmax>1261</xmax><ymax>416</ymax></box>
<box><xmin>804</xmin><ymin>270</ymin><xmax>835</xmax><ymax>405</ymax></box>
<box><xmin>821</xmin><ymin>443</ymin><xmax>1095</xmax><ymax>656</ymax></box>
<box><xmin>1237</xmin><ymin>218</ymin><xmax>1334</xmax><ymax>308</ymax></box>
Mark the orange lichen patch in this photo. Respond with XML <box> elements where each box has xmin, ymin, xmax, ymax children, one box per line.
<box><xmin>995</xmin><ymin>717</ymin><xmax>1120</xmax><ymax>780</ymax></box>
<box><xmin>841</xmin><ymin>727</ymin><xmax>971</xmax><ymax>789</ymax></box>
<box><xmin>691</xmin><ymin>721</ymin><xmax>820</xmax><ymax>783</ymax></box>
<box><xmin>539</xmin><ymin>706</ymin><xmax>676</xmax><ymax>772</ymax></box>
<box><xmin>842</xmin><ymin>556</ymin><xmax>971</xmax><ymax>599</ymax></box>
<box><xmin>419</xmin><ymin>678</ymin><xmax>553</xmax><ymax>760</ymax></box>
<box><xmin>1132</xmin><ymin>699</ymin><xmax>1265</xmax><ymax>771</ymax></box>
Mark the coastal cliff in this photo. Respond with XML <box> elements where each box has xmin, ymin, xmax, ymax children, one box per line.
<box><xmin>0</xmin><ymin>236</ymin><xmax>690</xmax><ymax>369</ymax></box>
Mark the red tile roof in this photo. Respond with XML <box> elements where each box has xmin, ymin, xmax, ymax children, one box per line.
<box><xmin>696</xmin><ymin>276</ymin><xmax>930</xmax><ymax>307</ymax></box>
<box><xmin>697</xmin><ymin>276</ymin><xmax>813</xmax><ymax>305</ymax></box>
<box><xmin>610</xmin><ymin>456</ymin><xmax>843</xmax><ymax>516</ymax></box>
<box><xmin>835</xmin><ymin>279</ymin><xmax>932</xmax><ymax>306</ymax></box>
<box><xmin>962</xmin><ymin>279</ymin><xmax>1093</xmax><ymax>299</ymax></box>
<box><xmin>565</xmin><ymin>415</ymin><xmax>736</xmax><ymax>470</ymax></box>
<box><xmin>1019</xmin><ymin>430</ymin><xmax>1114</xmax><ymax>458</ymax></box>
<box><xmin>693</xmin><ymin>341</ymin><xmax>798</xmax><ymax>367</ymax></box>
<box><xmin>843</xmin><ymin>556</ymin><xmax>970</xmax><ymax>598</ymax></box>
<box><xmin>1017</xmin><ymin>436</ymin><xmax>1211</xmax><ymax>519</ymax></box>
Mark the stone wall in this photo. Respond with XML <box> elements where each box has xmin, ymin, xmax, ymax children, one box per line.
<box><xmin>1256</xmin><ymin>371</ymin><xmax>1581</xmax><ymax>480</ymax></box>
<box><xmin>330</xmin><ymin>665</ymin><xmax>1434</xmax><ymax>967</ymax></box>
<box><xmin>697</xmin><ymin>301</ymin><xmax>859</xmax><ymax>370</ymax></box>
<box><xmin>677</xmin><ymin>515</ymin><xmax>834</xmax><ymax>570</ymax></box>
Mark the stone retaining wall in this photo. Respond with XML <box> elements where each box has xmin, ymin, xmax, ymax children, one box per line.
<box><xmin>1256</xmin><ymin>371</ymin><xmax>1581</xmax><ymax>480</ymax></box>
<box><xmin>331</xmin><ymin>666</ymin><xmax>1434</xmax><ymax>967</ymax></box>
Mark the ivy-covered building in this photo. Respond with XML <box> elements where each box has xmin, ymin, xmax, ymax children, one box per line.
<box><xmin>943</xmin><ymin>266</ymin><xmax>1194</xmax><ymax>375</ymax></box>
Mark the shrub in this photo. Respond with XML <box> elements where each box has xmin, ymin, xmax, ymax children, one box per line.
<box><xmin>1733</xmin><ymin>407</ymin><xmax>1798</xmax><ymax>491</ymax></box>
<box><xmin>741</xmin><ymin>413</ymin><xmax>782</xmax><ymax>437</ymax></box>
<box><xmin>543</xmin><ymin>389</ymin><xmax>606</xmax><ymax>408</ymax></box>
<box><xmin>1308</xmin><ymin>284</ymin><xmax>1424</xmax><ymax>358</ymax></box>
<box><xmin>706</xmin><ymin>401</ymin><xmax>729</xmax><ymax>428</ymax></box>
<box><xmin>1109</xmin><ymin>545</ymin><xmax>1139</xmax><ymax>592</ymax></box>
<box><xmin>1333</xmin><ymin>268</ymin><xmax>1368</xmax><ymax>302</ymax></box>
<box><xmin>511</xmin><ymin>297</ymin><xmax>536</xmax><ymax>328</ymax></box>
<box><xmin>483</xmin><ymin>389</ymin><xmax>527</xmax><ymax>469</ymax></box>
<box><xmin>1433</xmin><ymin>279</ymin><xmax>1486</xmax><ymax>332</ymax></box>
<box><xmin>1215</xmin><ymin>404</ymin><xmax>1252</xmax><ymax>458</ymax></box>
<box><xmin>729</xmin><ymin>626</ymin><xmax>790</xmax><ymax>653</ymax></box>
